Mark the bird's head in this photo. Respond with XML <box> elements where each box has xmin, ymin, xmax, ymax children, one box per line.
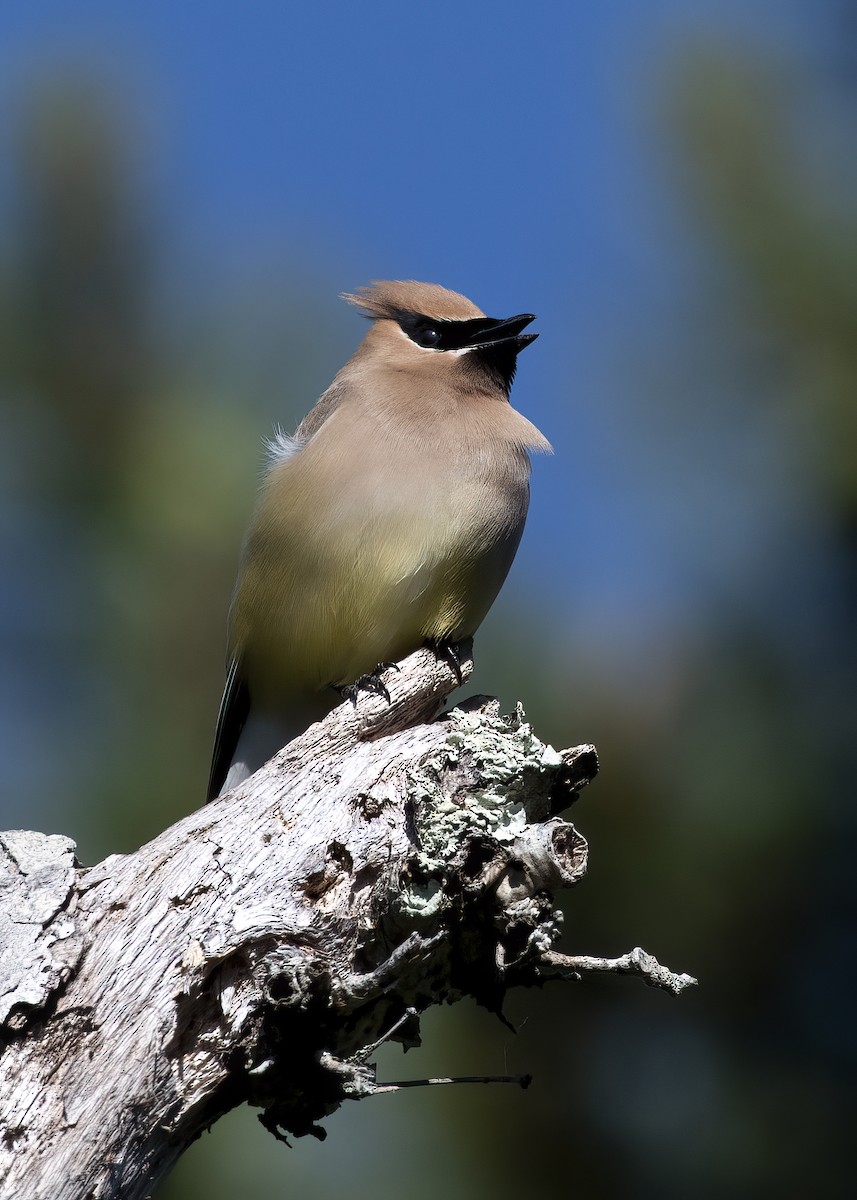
<box><xmin>343</xmin><ymin>280</ymin><xmax>538</xmax><ymax>396</ymax></box>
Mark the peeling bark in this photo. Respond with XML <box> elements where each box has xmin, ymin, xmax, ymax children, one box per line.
<box><xmin>0</xmin><ymin>643</ymin><xmax>695</xmax><ymax>1200</ymax></box>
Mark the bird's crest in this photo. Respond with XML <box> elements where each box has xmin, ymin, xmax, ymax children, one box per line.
<box><xmin>343</xmin><ymin>280</ymin><xmax>484</xmax><ymax>323</ymax></box>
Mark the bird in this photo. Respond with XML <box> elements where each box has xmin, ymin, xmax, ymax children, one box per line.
<box><xmin>207</xmin><ymin>280</ymin><xmax>550</xmax><ymax>800</ymax></box>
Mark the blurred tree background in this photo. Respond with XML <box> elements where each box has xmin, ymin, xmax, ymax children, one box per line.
<box><xmin>0</xmin><ymin>4</ymin><xmax>853</xmax><ymax>1198</ymax></box>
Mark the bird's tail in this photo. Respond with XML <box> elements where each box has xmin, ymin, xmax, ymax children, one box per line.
<box><xmin>209</xmin><ymin>692</ymin><xmax>337</xmax><ymax>801</ymax></box>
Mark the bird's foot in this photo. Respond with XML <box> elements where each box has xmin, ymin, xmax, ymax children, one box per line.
<box><xmin>336</xmin><ymin>662</ymin><xmax>400</xmax><ymax>707</ymax></box>
<box><xmin>426</xmin><ymin>638</ymin><xmax>464</xmax><ymax>685</ymax></box>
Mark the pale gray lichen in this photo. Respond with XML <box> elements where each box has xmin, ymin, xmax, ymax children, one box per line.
<box><xmin>397</xmin><ymin>877</ymin><xmax>445</xmax><ymax>923</ymax></box>
<box><xmin>406</xmin><ymin>702</ymin><xmax>563</xmax><ymax>867</ymax></box>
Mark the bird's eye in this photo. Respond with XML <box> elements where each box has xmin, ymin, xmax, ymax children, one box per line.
<box><xmin>415</xmin><ymin>325</ymin><xmax>441</xmax><ymax>348</ymax></box>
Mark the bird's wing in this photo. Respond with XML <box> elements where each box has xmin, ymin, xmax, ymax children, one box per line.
<box><xmin>293</xmin><ymin>379</ymin><xmax>349</xmax><ymax>443</ymax></box>
<box><xmin>206</xmin><ymin>655</ymin><xmax>251</xmax><ymax>801</ymax></box>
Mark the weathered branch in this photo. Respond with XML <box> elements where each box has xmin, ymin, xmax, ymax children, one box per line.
<box><xmin>0</xmin><ymin>643</ymin><xmax>695</xmax><ymax>1200</ymax></box>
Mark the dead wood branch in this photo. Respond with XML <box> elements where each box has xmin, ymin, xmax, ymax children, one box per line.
<box><xmin>0</xmin><ymin>642</ymin><xmax>695</xmax><ymax>1200</ymax></box>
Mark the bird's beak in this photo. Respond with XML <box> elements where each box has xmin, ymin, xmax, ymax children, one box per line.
<box><xmin>462</xmin><ymin>313</ymin><xmax>538</xmax><ymax>353</ymax></box>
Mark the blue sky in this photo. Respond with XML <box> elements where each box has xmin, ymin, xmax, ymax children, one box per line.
<box><xmin>0</xmin><ymin>0</ymin><xmax>826</xmax><ymax>649</ymax></box>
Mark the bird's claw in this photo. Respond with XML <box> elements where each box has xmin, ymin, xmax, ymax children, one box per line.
<box><xmin>427</xmin><ymin>638</ymin><xmax>464</xmax><ymax>685</ymax></box>
<box><xmin>336</xmin><ymin>662</ymin><xmax>399</xmax><ymax>707</ymax></box>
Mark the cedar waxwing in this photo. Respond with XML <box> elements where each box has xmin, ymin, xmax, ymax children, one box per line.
<box><xmin>208</xmin><ymin>281</ymin><xmax>550</xmax><ymax>800</ymax></box>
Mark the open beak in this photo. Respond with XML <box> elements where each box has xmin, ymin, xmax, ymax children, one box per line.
<box><xmin>463</xmin><ymin>313</ymin><xmax>538</xmax><ymax>353</ymax></box>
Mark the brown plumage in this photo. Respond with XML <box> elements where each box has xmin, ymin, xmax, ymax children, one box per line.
<box><xmin>208</xmin><ymin>281</ymin><xmax>549</xmax><ymax>799</ymax></box>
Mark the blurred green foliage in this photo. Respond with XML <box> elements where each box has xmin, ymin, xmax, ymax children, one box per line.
<box><xmin>1</xmin><ymin>36</ymin><xmax>854</xmax><ymax>1200</ymax></box>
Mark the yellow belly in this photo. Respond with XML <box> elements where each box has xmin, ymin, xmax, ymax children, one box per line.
<box><xmin>229</xmin><ymin>419</ymin><xmax>528</xmax><ymax>707</ymax></box>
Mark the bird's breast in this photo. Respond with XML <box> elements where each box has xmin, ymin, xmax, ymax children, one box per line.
<box><xmin>230</xmin><ymin>405</ymin><xmax>531</xmax><ymax>699</ymax></box>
